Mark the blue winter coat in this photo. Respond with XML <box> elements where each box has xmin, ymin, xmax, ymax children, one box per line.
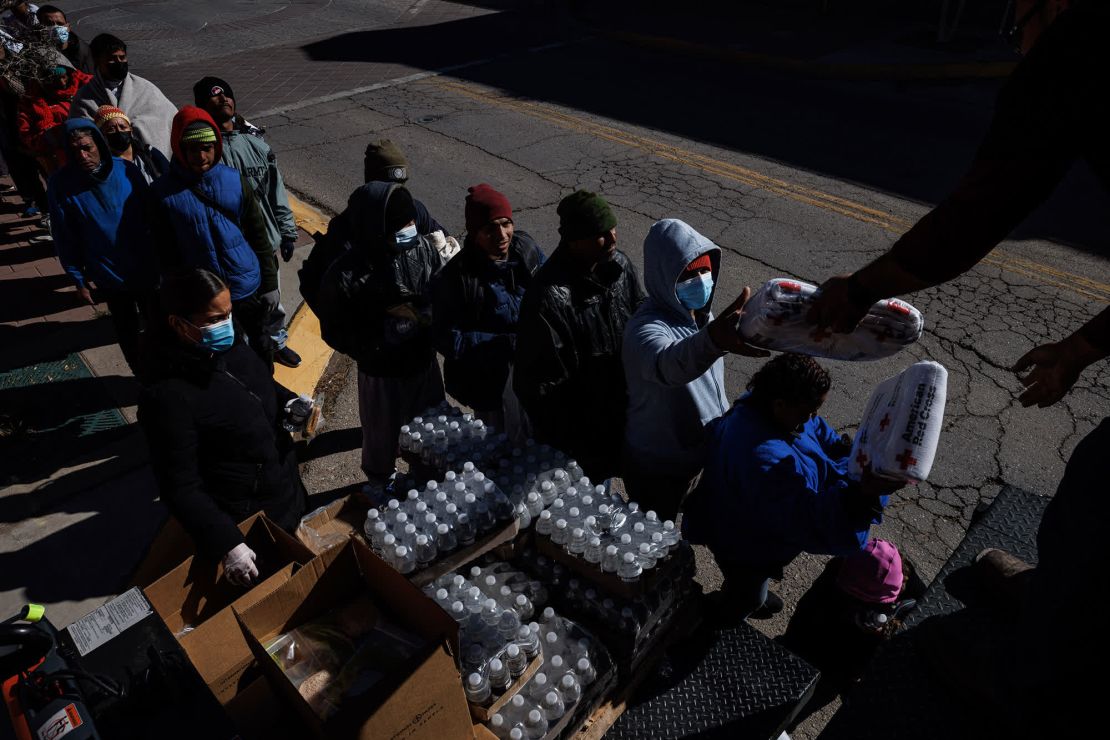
<box><xmin>150</xmin><ymin>161</ymin><xmax>264</xmax><ymax>301</ymax></box>
<box><xmin>47</xmin><ymin>119</ymin><xmax>153</xmax><ymax>291</ymax></box>
<box><xmin>432</xmin><ymin>232</ymin><xmax>545</xmax><ymax>410</ymax></box>
<box><xmin>684</xmin><ymin>397</ymin><xmax>887</xmax><ymax>567</ymax></box>
<box><xmin>622</xmin><ymin>219</ymin><xmax>729</xmax><ymax>478</ymax></box>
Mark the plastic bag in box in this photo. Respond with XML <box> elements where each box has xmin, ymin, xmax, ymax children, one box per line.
<box><xmin>738</xmin><ymin>278</ymin><xmax>924</xmax><ymax>361</ymax></box>
<box><xmin>849</xmin><ymin>360</ymin><xmax>948</xmax><ymax>483</ymax></box>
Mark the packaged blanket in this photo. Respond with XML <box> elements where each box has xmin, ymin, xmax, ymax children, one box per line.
<box><xmin>738</xmin><ymin>278</ymin><xmax>924</xmax><ymax>361</ymax></box>
<box><xmin>849</xmin><ymin>361</ymin><xmax>948</xmax><ymax>483</ymax></box>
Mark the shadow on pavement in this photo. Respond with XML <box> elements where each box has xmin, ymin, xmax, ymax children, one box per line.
<box><xmin>0</xmin><ymin>317</ymin><xmax>117</xmax><ymax>372</ymax></box>
<box><xmin>302</xmin><ymin>5</ymin><xmax>1110</xmax><ymax>257</ymax></box>
<box><xmin>0</xmin><ymin>465</ymin><xmax>166</xmax><ymax>607</ymax></box>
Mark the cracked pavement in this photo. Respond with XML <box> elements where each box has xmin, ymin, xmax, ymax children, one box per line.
<box><xmin>50</xmin><ymin>0</ymin><xmax>1108</xmax><ymax>735</ymax></box>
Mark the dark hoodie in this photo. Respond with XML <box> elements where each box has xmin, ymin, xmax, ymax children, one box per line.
<box><xmin>149</xmin><ymin>106</ymin><xmax>276</xmax><ymax>302</ymax></box>
<box><xmin>46</xmin><ymin>118</ymin><xmax>152</xmax><ymax>290</ymax></box>
<box><xmin>314</xmin><ymin>181</ymin><xmax>446</xmax><ymax>376</ymax></box>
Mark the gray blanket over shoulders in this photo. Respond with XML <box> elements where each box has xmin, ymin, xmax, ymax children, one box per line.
<box><xmin>69</xmin><ymin>72</ymin><xmax>179</xmax><ymax>160</ymax></box>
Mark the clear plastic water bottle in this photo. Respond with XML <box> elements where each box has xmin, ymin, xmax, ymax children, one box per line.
<box><xmin>456</xmin><ymin>512</ymin><xmax>477</xmax><ymax>545</ymax></box>
<box><xmin>559</xmin><ymin>673</ymin><xmax>582</xmax><ymax>705</ymax></box>
<box><xmin>576</xmin><ymin>657</ymin><xmax>597</xmax><ymax>687</ymax></box>
<box><xmin>523</xmin><ymin>709</ymin><xmax>548</xmax><ymax>739</ymax></box>
<box><xmin>567</xmin><ymin>527</ymin><xmax>587</xmax><ymax>555</ymax></box>
<box><xmin>415</xmin><ymin>535</ymin><xmax>437</xmax><ymax>568</ymax></box>
<box><xmin>394</xmin><ymin>545</ymin><xmax>416</xmax><ymax>574</ymax></box>
<box><xmin>505</xmin><ymin>643</ymin><xmax>528</xmax><ymax>678</ymax></box>
<box><xmin>538</xmin><ymin>480</ymin><xmax>557</xmax><ymax>506</ymax></box>
<box><xmin>618</xmin><ymin>552</ymin><xmax>642</xmax><ymax>582</ymax></box>
<box><xmin>489</xmin><ymin>713</ymin><xmax>509</xmax><ymax>739</ymax></box>
<box><xmin>488</xmin><ymin>658</ymin><xmax>511</xmax><ymax>693</ymax></box>
<box><xmin>529</xmin><ymin>672</ymin><xmax>551</xmax><ymax>702</ymax></box>
<box><xmin>516</xmin><ymin>626</ymin><xmax>541</xmax><ymax>660</ymax></box>
<box><xmin>482</xmin><ymin>599</ymin><xmax>501</xmax><ymax>626</ymax></box>
<box><xmin>498</xmin><ymin>610</ymin><xmax>521</xmax><ymax>642</ymax></box>
<box><xmin>449</xmin><ymin>601</ymin><xmax>467</xmax><ymax>622</ymax></box>
<box><xmin>551</xmin><ymin>519</ymin><xmax>570</xmax><ymax>546</ymax></box>
<box><xmin>465</xmin><ymin>671</ymin><xmax>491</xmax><ymax>704</ymax></box>
<box><xmin>535</xmin><ymin>510</ymin><xmax>554</xmax><ymax>536</ymax></box>
<box><xmin>541</xmin><ymin>690</ymin><xmax>565</xmax><ymax>721</ymax></box>
<box><xmin>584</xmin><ymin>536</ymin><xmax>603</xmax><ymax>564</ymax></box>
<box><xmin>601</xmin><ymin>545</ymin><xmax>620</xmax><ymax>573</ymax></box>
<box><xmin>436</xmin><ymin>523</ymin><xmax>457</xmax><ymax>553</ymax></box>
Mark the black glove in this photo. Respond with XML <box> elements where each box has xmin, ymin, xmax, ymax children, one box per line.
<box><xmin>280</xmin><ymin>237</ymin><xmax>296</xmax><ymax>262</ymax></box>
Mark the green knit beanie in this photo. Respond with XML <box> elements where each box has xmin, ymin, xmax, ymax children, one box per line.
<box><xmin>557</xmin><ymin>190</ymin><xmax>617</xmax><ymax>242</ymax></box>
<box><xmin>364</xmin><ymin>139</ymin><xmax>409</xmax><ymax>183</ymax></box>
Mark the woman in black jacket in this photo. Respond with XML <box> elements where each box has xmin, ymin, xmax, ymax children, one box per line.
<box><xmin>138</xmin><ymin>269</ymin><xmax>309</xmax><ymax>585</ymax></box>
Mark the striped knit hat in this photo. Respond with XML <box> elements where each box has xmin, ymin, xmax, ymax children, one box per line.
<box><xmin>93</xmin><ymin>105</ymin><xmax>130</xmax><ymax>130</ymax></box>
<box><xmin>180</xmin><ymin>121</ymin><xmax>217</xmax><ymax>144</ymax></box>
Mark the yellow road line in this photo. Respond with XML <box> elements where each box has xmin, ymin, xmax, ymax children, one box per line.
<box><xmin>430</xmin><ymin>78</ymin><xmax>1110</xmax><ymax>302</ymax></box>
<box><xmin>274</xmin><ymin>196</ymin><xmax>334</xmax><ymax>396</ymax></box>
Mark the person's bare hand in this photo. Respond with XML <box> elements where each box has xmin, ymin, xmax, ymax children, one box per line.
<box><xmin>1012</xmin><ymin>334</ymin><xmax>1099</xmax><ymax>408</ymax></box>
<box><xmin>860</xmin><ymin>466</ymin><xmax>904</xmax><ymax>497</ymax></box>
<box><xmin>77</xmin><ymin>286</ymin><xmax>94</xmax><ymax>306</ymax></box>
<box><xmin>806</xmin><ymin>274</ymin><xmax>872</xmax><ymax>333</ymax></box>
<box><xmin>708</xmin><ymin>287</ymin><xmax>771</xmax><ymax>357</ymax></box>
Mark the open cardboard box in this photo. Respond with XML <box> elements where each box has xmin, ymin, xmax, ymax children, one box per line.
<box><xmin>143</xmin><ymin>512</ymin><xmax>316</xmax><ymax>704</ymax></box>
<box><xmin>296</xmin><ymin>494</ymin><xmax>520</xmax><ymax>588</ymax></box>
<box><xmin>234</xmin><ymin>538</ymin><xmax>474</xmax><ymax>739</ymax></box>
<box><xmin>467</xmin><ymin>652</ymin><xmax>541</xmax><ymax>723</ymax></box>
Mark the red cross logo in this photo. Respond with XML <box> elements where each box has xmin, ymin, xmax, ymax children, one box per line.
<box><xmin>879</xmin><ymin>414</ymin><xmax>891</xmax><ymax>431</ymax></box>
<box><xmin>895</xmin><ymin>449</ymin><xmax>917</xmax><ymax>470</ymax></box>
<box><xmin>855</xmin><ymin>450</ymin><xmax>869</xmax><ymax>468</ymax></box>
<box><xmin>886</xmin><ymin>300</ymin><xmax>911</xmax><ymax>316</ymax></box>
<box><xmin>780</xmin><ymin>281</ymin><xmax>801</xmax><ymax>293</ymax></box>
<box><xmin>810</xmin><ymin>326</ymin><xmax>832</xmax><ymax>342</ymax></box>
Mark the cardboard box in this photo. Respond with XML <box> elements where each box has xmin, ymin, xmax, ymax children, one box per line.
<box><xmin>143</xmin><ymin>513</ymin><xmax>316</xmax><ymax>704</ymax></box>
<box><xmin>296</xmin><ymin>494</ymin><xmax>521</xmax><ymax>589</ymax></box>
<box><xmin>235</xmin><ymin>538</ymin><xmax>474</xmax><ymax>739</ymax></box>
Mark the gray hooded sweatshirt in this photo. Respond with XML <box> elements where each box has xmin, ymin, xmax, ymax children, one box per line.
<box><xmin>622</xmin><ymin>219</ymin><xmax>730</xmax><ymax>477</ymax></box>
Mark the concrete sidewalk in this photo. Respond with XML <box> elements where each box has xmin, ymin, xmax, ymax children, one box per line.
<box><xmin>0</xmin><ymin>175</ymin><xmax>325</xmax><ymax>628</ymax></box>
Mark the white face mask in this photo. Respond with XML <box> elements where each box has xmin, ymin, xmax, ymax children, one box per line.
<box><xmin>393</xmin><ymin>223</ymin><xmax>419</xmax><ymax>249</ymax></box>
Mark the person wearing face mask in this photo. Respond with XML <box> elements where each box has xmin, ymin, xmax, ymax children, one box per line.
<box><xmin>93</xmin><ymin>104</ymin><xmax>167</xmax><ymax>183</ymax></box>
<box><xmin>16</xmin><ymin>59</ymin><xmax>91</xmax><ymax>175</ymax></box>
<box><xmin>149</xmin><ymin>106</ymin><xmax>277</xmax><ymax>368</ymax></box>
<box><xmin>138</xmin><ymin>269</ymin><xmax>310</xmax><ymax>587</ymax></box>
<box><xmin>621</xmin><ymin>219</ymin><xmax>768</xmax><ymax>520</ymax></box>
<box><xmin>69</xmin><ymin>33</ymin><xmax>177</xmax><ymax>160</ymax></box>
<box><xmin>432</xmin><ymin>184</ymin><xmax>545</xmax><ymax>434</ymax></box>
<box><xmin>513</xmin><ymin>190</ymin><xmax>646</xmax><ymax>480</ymax></box>
<box><xmin>37</xmin><ymin>5</ymin><xmax>94</xmax><ymax>74</ymax></box>
<box><xmin>194</xmin><ymin>76</ymin><xmax>302</xmax><ymax>369</ymax></box>
<box><xmin>314</xmin><ymin>182</ymin><xmax>446</xmax><ymax>499</ymax></box>
<box><xmin>682</xmin><ymin>353</ymin><xmax>903</xmax><ymax>621</ymax></box>
<box><xmin>47</xmin><ymin>118</ymin><xmax>152</xmax><ymax>375</ymax></box>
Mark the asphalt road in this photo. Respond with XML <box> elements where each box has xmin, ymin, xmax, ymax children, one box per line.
<box><xmin>51</xmin><ymin>0</ymin><xmax>1110</xmax><ymax>735</ymax></box>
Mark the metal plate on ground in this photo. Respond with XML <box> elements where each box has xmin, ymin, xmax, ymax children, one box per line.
<box><xmin>607</xmin><ymin>620</ymin><xmax>819</xmax><ymax>739</ymax></box>
<box><xmin>818</xmin><ymin>486</ymin><xmax>1048</xmax><ymax>740</ymax></box>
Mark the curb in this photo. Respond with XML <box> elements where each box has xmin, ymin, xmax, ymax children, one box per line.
<box><xmin>604</xmin><ymin>29</ymin><xmax>1018</xmax><ymax>81</ymax></box>
<box><xmin>274</xmin><ymin>196</ymin><xmax>336</xmax><ymax>398</ymax></box>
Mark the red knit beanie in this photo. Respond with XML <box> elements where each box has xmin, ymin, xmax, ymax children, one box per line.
<box><xmin>465</xmin><ymin>184</ymin><xmax>512</xmax><ymax>234</ymax></box>
<box><xmin>686</xmin><ymin>253</ymin><xmax>713</xmax><ymax>272</ymax></box>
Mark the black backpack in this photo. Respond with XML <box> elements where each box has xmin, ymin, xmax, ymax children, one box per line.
<box><xmin>297</xmin><ymin>210</ymin><xmax>351</xmax><ymax>314</ymax></box>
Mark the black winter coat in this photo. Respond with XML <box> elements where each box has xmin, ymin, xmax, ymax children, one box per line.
<box><xmin>432</xmin><ymin>231</ymin><xmax>545</xmax><ymax>409</ymax></box>
<box><xmin>513</xmin><ymin>246</ymin><xmax>646</xmax><ymax>479</ymax></box>
<box><xmin>314</xmin><ymin>182</ymin><xmax>445</xmax><ymax>377</ymax></box>
<box><xmin>138</xmin><ymin>330</ymin><xmax>307</xmax><ymax>560</ymax></box>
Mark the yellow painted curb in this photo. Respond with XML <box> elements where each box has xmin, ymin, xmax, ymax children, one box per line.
<box><xmin>275</xmin><ymin>195</ymin><xmax>335</xmax><ymax>396</ymax></box>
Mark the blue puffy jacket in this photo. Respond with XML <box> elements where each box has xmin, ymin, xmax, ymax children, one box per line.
<box><xmin>149</xmin><ymin>106</ymin><xmax>275</xmax><ymax>301</ymax></box>
<box><xmin>47</xmin><ymin>119</ymin><xmax>153</xmax><ymax>291</ymax></box>
<box><xmin>683</xmin><ymin>397</ymin><xmax>888</xmax><ymax>568</ymax></box>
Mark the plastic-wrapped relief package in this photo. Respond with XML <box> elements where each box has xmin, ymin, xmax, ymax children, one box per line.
<box><xmin>848</xmin><ymin>360</ymin><xmax>948</xmax><ymax>483</ymax></box>
<box><xmin>738</xmin><ymin>278</ymin><xmax>924</xmax><ymax>361</ymax></box>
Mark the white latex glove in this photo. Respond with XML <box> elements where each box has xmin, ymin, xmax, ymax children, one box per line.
<box><xmin>223</xmin><ymin>543</ymin><xmax>259</xmax><ymax>587</ymax></box>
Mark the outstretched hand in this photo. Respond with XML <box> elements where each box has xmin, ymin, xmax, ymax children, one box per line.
<box><xmin>708</xmin><ymin>287</ymin><xmax>771</xmax><ymax>357</ymax></box>
<box><xmin>806</xmin><ymin>274</ymin><xmax>871</xmax><ymax>333</ymax></box>
<box><xmin>1013</xmin><ymin>336</ymin><xmax>1094</xmax><ymax>408</ymax></box>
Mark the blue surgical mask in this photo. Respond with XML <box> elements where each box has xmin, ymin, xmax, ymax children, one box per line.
<box><xmin>192</xmin><ymin>315</ymin><xmax>235</xmax><ymax>352</ymax></box>
<box><xmin>393</xmin><ymin>223</ymin><xmax>419</xmax><ymax>249</ymax></box>
<box><xmin>676</xmin><ymin>272</ymin><xmax>713</xmax><ymax>310</ymax></box>
<box><xmin>52</xmin><ymin>26</ymin><xmax>70</xmax><ymax>45</ymax></box>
